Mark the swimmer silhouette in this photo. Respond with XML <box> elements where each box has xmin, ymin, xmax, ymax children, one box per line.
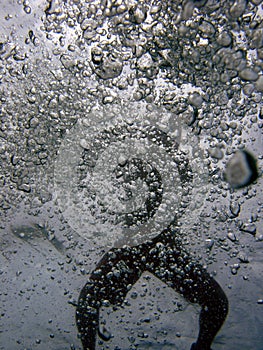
<box><xmin>76</xmin><ymin>224</ymin><xmax>228</xmax><ymax>350</ymax></box>
<box><xmin>75</xmin><ymin>126</ymin><xmax>228</xmax><ymax>350</ymax></box>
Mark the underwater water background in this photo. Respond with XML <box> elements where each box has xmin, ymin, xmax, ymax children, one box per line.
<box><xmin>0</xmin><ymin>1</ymin><xmax>263</xmax><ymax>349</ymax></box>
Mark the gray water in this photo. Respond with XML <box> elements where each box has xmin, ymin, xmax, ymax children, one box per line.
<box><xmin>0</xmin><ymin>1</ymin><xmax>263</xmax><ymax>349</ymax></box>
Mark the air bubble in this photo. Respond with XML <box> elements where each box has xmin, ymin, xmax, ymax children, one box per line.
<box><xmin>188</xmin><ymin>93</ymin><xmax>203</xmax><ymax>108</ymax></box>
<box><xmin>229</xmin><ymin>202</ymin><xmax>240</xmax><ymax>218</ymax></box>
<box><xmin>239</xmin><ymin>68</ymin><xmax>259</xmax><ymax>82</ymax></box>
<box><xmin>227</xmin><ymin>232</ymin><xmax>237</xmax><ymax>242</ymax></box>
<box><xmin>217</xmin><ymin>31</ymin><xmax>233</xmax><ymax>47</ymax></box>
<box><xmin>98</xmin><ymin>325</ymin><xmax>112</xmax><ymax>341</ymax></box>
<box><xmin>240</xmin><ymin>223</ymin><xmax>257</xmax><ymax>235</ymax></box>
<box><xmin>224</xmin><ymin>150</ymin><xmax>258</xmax><ymax>188</ymax></box>
<box><xmin>90</xmin><ymin>50</ymin><xmax>123</xmax><ymax>79</ymax></box>
<box><xmin>24</xmin><ymin>5</ymin><xmax>31</xmax><ymax>14</ymax></box>
<box><xmin>255</xmin><ymin>76</ymin><xmax>263</xmax><ymax>92</ymax></box>
<box><xmin>208</xmin><ymin>147</ymin><xmax>224</xmax><ymax>160</ymax></box>
<box><xmin>229</xmin><ymin>0</ymin><xmax>247</xmax><ymax>18</ymax></box>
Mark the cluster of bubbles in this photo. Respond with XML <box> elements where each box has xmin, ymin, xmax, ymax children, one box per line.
<box><xmin>0</xmin><ymin>0</ymin><xmax>262</xmax><ymax>307</ymax></box>
<box><xmin>53</xmin><ymin>105</ymin><xmax>209</xmax><ymax>247</ymax></box>
<box><xmin>0</xmin><ymin>0</ymin><xmax>262</xmax><ymax>349</ymax></box>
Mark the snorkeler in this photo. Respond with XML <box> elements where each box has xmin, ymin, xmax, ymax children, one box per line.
<box><xmin>76</xmin><ymin>224</ymin><xmax>229</xmax><ymax>350</ymax></box>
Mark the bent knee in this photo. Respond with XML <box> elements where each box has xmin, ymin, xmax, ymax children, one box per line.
<box><xmin>203</xmin><ymin>282</ymin><xmax>229</xmax><ymax>321</ymax></box>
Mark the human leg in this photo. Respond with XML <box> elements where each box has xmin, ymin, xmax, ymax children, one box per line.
<box><xmin>76</xmin><ymin>230</ymin><xmax>228</xmax><ymax>350</ymax></box>
<box><xmin>190</xmin><ymin>276</ymin><xmax>228</xmax><ymax>350</ymax></box>
<box><xmin>76</xmin><ymin>245</ymin><xmax>147</xmax><ymax>349</ymax></box>
<box><xmin>76</xmin><ymin>280</ymin><xmax>100</xmax><ymax>350</ymax></box>
<box><xmin>146</xmin><ymin>236</ymin><xmax>228</xmax><ymax>350</ymax></box>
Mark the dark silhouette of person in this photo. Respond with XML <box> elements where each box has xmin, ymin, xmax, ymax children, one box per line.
<box><xmin>76</xmin><ymin>224</ymin><xmax>228</xmax><ymax>350</ymax></box>
<box><xmin>75</xmin><ymin>126</ymin><xmax>229</xmax><ymax>350</ymax></box>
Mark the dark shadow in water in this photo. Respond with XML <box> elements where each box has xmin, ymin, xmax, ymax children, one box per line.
<box><xmin>75</xmin><ymin>125</ymin><xmax>228</xmax><ymax>350</ymax></box>
<box><xmin>76</xmin><ymin>226</ymin><xmax>228</xmax><ymax>350</ymax></box>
